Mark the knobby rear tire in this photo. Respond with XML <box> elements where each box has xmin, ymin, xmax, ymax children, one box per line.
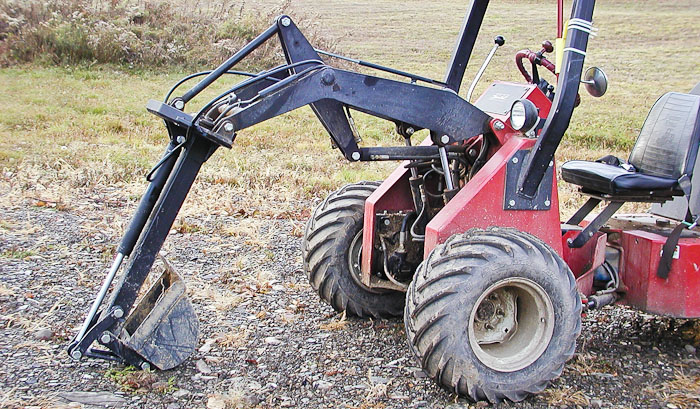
<box><xmin>303</xmin><ymin>181</ymin><xmax>405</xmax><ymax>318</ymax></box>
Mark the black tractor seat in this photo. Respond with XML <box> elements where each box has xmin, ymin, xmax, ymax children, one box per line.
<box><xmin>561</xmin><ymin>91</ymin><xmax>700</xmax><ymax>249</ymax></box>
<box><xmin>562</xmin><ymin>92</ymin><xmax>700</xmax><ymax>200</ymax></box>
<box><xmin>562</xmin><ymin>160</ymin><xmax>683</xmax><ymax>199</ymax></box>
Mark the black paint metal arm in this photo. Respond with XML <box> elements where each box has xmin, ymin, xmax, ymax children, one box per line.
<box><xmin>227</xmin><ymin>67</ymin><xmax>490</xmax><ymax>147</ymax></box>
<box><xmin>444</xmin><ymin>0</ymin><xmax>490</xmax><ymax>92</ymax></box>
<box><xmin>566</xmin><ymin>197</ymin><xmax>601</xmax><ymax>225</ymax></box>
<box><xmin>180</xmin><ymin>22</ymin><xmax>280</xmax><ymax>104</ymax></box>
<box><xmin>519</xmin><ymin>0</ymin><xmax>596</xmax><ymax>198</ymax></box>
<box><xmin>104</xmin><ymin>137</ymin><xmax>218</xmax><ymax>316</ymax></box>
<box><xmin>568</xmin><ymin>200</ymin><xmax>623</xmax><ymax>248</ymax></box>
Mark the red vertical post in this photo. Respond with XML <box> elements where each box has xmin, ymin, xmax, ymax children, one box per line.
<box><xmin>557</xmin><ymin>0</ymin><xmax>564</xmax><ymax>38</ymax></box>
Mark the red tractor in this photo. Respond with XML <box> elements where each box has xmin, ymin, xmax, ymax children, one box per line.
<box><xmin>69</xmin><ymin>0</ymin><xmax>700</xmax><ymax>403</ymax></box>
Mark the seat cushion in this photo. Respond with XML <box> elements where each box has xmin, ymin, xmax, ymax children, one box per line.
<box><xmin>561</xmin><ymin>160</ymin><xmax>681</xmax><ymax>196</ymax></box>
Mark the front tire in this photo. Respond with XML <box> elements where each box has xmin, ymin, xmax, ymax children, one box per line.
<box><xmin>405</xmin><ymin>227</ymin><xmax>581</xmax><ymax>402</ymax></box>
<box><xmin>303</xmin><ymin>181</ymin><xmax>405</xmax><ymax>318</ymax></box>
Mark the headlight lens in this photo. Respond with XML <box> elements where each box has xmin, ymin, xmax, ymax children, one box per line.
<box><xmin>510</xmin><ymin>101</ymin><xmax>527</xmax><ymax>130</ymax></box>
<box><xmin>509</xmin><ymin>99</ymin><xmax>539</xmax><ymax>132</ymax></box>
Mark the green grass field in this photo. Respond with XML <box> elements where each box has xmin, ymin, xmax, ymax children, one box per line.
<box><xmin>1</xmin><ymin>0</ymin><xmax>699</xmax><ymax>217</ymax></box>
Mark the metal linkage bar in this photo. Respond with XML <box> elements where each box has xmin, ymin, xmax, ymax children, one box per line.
<box><xmin>180</xmin><ymin>22</ymin><xmax>280</xmax><ymax>103</ymax></box>
<box><xmin>567</xmin><ymin>201</ymin><xmax>623</xmax><ymax>248</ymax></box>
<box><xmin>103</xmin><ymin>137</ymin><xmax>218</xmax><ymax>320</ymax></box>
<box><xmin>444</xmin><ymin>0</ymin><xmax>490</xmax><ymax>92</ymax></box>
<box><xmin>358</xmin><ymin>146</ymin><xmax>464</xmax><ymax>161</ymax></box>
<box><xmin>224</xmin><ymin>67</ymin><xmax>490</xmax><ymax>146</ymax></box>
<box><xmin>566</xmin><ymin>197</ymin><xmax>601</xmax><ymax>225</ymax></box>
<box><xmin>314</xmin><ymin>49</ymin><xmax>447</xmax><ymax>87</ymax></box>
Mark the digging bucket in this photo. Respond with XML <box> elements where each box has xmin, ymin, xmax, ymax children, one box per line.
<box><xmin>120</xmin><ymin>257</ymin><xmax>199</xmax><ymax>370</ymax></box>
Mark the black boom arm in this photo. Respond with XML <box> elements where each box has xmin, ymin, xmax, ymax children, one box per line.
<box><xmin>152</xmin><ymin>15</ymin><xmax>491</xmax><ymax>161</ymax></box>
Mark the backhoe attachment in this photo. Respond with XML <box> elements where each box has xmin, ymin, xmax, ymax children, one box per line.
<box><xmin>68</xmin><ymin>13</ymin><xmax>491</xmax><ymax>369</ymax></box>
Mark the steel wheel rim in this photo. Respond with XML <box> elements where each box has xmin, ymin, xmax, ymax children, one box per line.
<box><xmin>347</xmin><ymin>229</ymin><xmax>383</xmax><ymax>294</ymax></box>
<box><xmin>468</xmin><ymin>277</ymin><xmax>555</xmax><ymax>372</ymax></box>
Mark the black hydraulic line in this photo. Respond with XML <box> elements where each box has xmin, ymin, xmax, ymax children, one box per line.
<box><xmin>164</xmin><ymin>70</ymin><xmax>271</xmax><ymax>105</ymax></box>
<box><xmin>186</xmin><ymin>59</ymin><xmax>323</xmax><ymax>141</ymax></box>
<box><xmin>117</xmin><ymin>139</ymin><xmax>181</xmax><ymax>257</ymax></box>
<box><xmin>180</xmin><ymin>23</ymin><xmax>279</xmax><ymax>103</ymax></box>
<box><xmin>314</xmin><ymin>48</ymin><xmax>448</xmax><ymax>87</ymax></box>
<box><xmin>519</xmin><ymin>0</ymin><xmax>596</xmax><ymax>197</ymax></box>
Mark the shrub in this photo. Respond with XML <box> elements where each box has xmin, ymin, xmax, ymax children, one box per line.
<box><xmin>0</xmin><ymin>0</ymin><xmax>335</xmax><ymax>70</ymax></box>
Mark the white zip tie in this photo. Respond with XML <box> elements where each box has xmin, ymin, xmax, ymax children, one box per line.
<box><xmin>568</xmin><ymin>18</ymin><xmax>598</xmax><ymax>37</ymax></box>
<box><xmin>568</xmin><ymin>24</ymin><xmax>598</xmax><ymax>37</ymax></box>
<box><xmin>563</xmin><ymin>47</ymin><xmax>587</xmax><ymax>56</ymax></box>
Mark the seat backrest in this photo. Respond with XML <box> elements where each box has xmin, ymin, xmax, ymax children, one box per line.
<box><xmin>628</xmin><ymin>92</ymin><xmax>700</xmax><ymax>180</ymax></box>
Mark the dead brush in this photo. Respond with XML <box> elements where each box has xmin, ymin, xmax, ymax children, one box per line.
<box><xmin>0</xmin><ymin>0</ymin><xmax>338</xmax><ymax>69</ymax></box>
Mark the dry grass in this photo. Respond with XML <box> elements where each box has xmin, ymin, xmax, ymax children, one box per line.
<box><xmin>643</xmin><ymin>370</ymin><xmax>700</xmax><ymax>409</ymax></box>
<box><xmin>568</xmin><ymin>352</ymin><xmax>618</xmax><ymax>376</ymax></box>
<box><xmin>543</xmin><ymin>386</ymin><xmax>590</xmax><ymax>406</ymax></box>
<box><xmin>320</xmin><ymin>311</ymin><xmax>349</xmax><ymax>331</ymax></box>
<box><xmin>681</xmin><ymin>320</ymin><xmax>700</xmax><ymax>346</ymax></box>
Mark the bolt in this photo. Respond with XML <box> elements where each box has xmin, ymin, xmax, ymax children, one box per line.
<box><xmin>141</xmin><ymin>362</ymin><xmax>151</xmax><ymax>371</ymax></box>
<box><xmin>100</xmin><ymin>332</ymin><xmax>111</xmax><ymax>344</ymax></box>
<box><xmin>383</xmin><ymin>218</ymin><xmax>391</xmax><ymax>226</ymax></box>
<box><xmin>440</xmin><ymin>135</ymin><xmax>450</xmax><ymax>144</ymax></box>
<box><xmin>351</xmin><ymin>152</ymin><xmax>361</xmax><ymax>161</ymax></box>
<box><xmin>493</xmin><ymin>120</ymin><xmax>505</xmax><ymax>131</ymax></box>
<box><xmin>468</xmin><ymin>148</ymin><xmax>477</xmax><ymax>157</ymax></box>
<box><xmin>484</xmin><ymin>323</ymin><xmax>494</xmax><ymax>330</ymax></box>
<box><xmin>509</xmin><ymin>199</ymin><xmax>516</xmax><ymax>207</ymax></box>
<box><xmin>223</xmin><ymin>122</ymin><xmax>234</xmax><ymax>132</ymax></box>
<box><xmin>321</xmin><ymin>71</ymin><xmax>335</xmax><ymax>86</ymax></box>
<box><xmin>544</xmin><ymin>200</ymin><xmax>551</xmax><ymax>206</ymax></box>
<box><xmin>280</xmin><ymin>17</ymin><xmax>291</xmax><ymax>27</ymax></box>
<box><xmin>173</xmin><ymin>100</ymin><xmax>185</xmax><ymax>110</ymax></box>
<box><xmin>176</xmin><ymin>135</ymin><xmax>186</xmax><ymax>144</ymax></box>
<box><xmin>112</xmin><ymin>307</ymin><xmax>124</xmax><ymax>319</ymax></box>
<box><xmin>406</xmin><ymin>127</ymin><xmax>415</xmax><ymax>135</ymax></box>
<box><xmin>70</xmin><ymin>350</ymin><xmax>82</xmax><ymax>360</ymax></box>
<box><xmin>549</xmin><ymin>161</ymin><xmax>554</xmax><ymax>167</ymax></box>
<box><xmin>511</xmin><ymin>157</ymin><xmax>519</xmax><ymax>164</ymax></box>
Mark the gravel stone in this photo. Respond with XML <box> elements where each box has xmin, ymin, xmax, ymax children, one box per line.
<box><xmin>0</xmin><ymin>202</ymin><xmax>698</xmax><ymax>408</ymax></box>
<box><xmin>33</xmin><ymin>328</ymin><xmax>53</xmax><ymax>341</ymax></box>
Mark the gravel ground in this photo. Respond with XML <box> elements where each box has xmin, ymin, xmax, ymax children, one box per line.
<box><xmin>1</xmin><ymin>193</ymin><xmax>699</xmax><ymax>409</ymax></box>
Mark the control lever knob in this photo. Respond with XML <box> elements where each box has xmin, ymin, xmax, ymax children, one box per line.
<box><xmin>494</xmin><ymin>35</ymin><xmax>505</xmax><ymax>46</ymax></box>
<box><xmin>541</xmin><ymin>40</ymin><xmax>554</xmax><ymax>53</ymax></box>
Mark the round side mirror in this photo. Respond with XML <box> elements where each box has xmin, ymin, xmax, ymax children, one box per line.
<box><xmin>582</xmin><ymin>67</ymin><xmax>608</xmax><ymax>97</ymax></box>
